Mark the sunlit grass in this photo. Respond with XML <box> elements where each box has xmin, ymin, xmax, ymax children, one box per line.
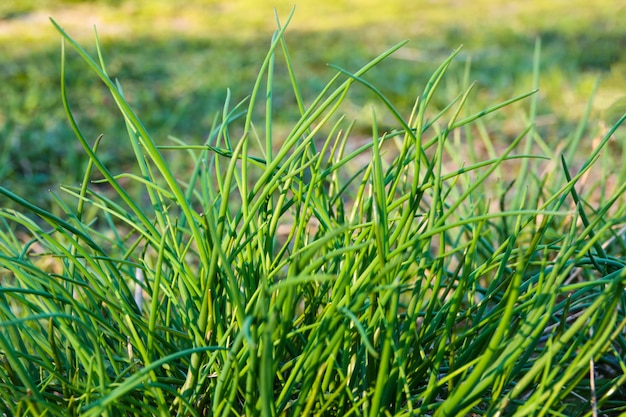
<box><xmin>1</xmin><ymin>1</ymin><xmax>624</xmax><ymax>213</ymax></box>
<box><xmin>0</xmin><ymin>12</ymin><xmax>625</xmax><ymax>416</ymax></box>
<box><xmin>1</xmin><ymin>0</ymin><xmax>623</xmax><ymax>42</ymax></box>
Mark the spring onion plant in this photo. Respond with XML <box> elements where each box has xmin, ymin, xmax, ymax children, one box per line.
<box><xmin>0</xmin><ymin>12</ymin><xmax>625</xmax><ymax>417</ymax></box>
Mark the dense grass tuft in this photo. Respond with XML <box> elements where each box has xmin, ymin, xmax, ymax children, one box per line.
<box><xmin>0</xmin><ymin>13</ymin><xmax>625</xmax><ymax>416</ymax></box>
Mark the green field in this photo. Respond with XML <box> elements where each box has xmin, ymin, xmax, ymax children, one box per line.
<box><xmin>0</xmin><ymin>1</ymin><xmax>625</xmax><ymax>416</ymax></box>
<box><xmin>1</xmin><ymin>0</ymin><xmax>625</xmax><ymax>208</ymax></box>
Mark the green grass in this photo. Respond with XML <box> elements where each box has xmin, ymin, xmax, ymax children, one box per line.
<box><xmin>1</xmin><ymin>0</ymin><xmax>625</xmax><ymax>211</ymax></box>
<box><xmin>0</xmin><ymin>9</ymin><xmax>625</xmax><ymax>416</ymax></box>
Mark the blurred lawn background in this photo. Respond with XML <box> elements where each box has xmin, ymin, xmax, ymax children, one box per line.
<box><xmin>1</xmin><ymin>0</ymin><xmax>625</xmax><ymax>210</ymax></box>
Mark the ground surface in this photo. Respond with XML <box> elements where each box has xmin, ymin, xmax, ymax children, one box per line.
<box><xmin>0</xmin><ymin>0</ymin><xmax>624</xmax><ymax>208</ymax></box>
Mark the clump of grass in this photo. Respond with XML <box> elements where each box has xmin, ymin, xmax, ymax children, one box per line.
<box><xmin>0</xmin><ymin>12</ymin><xmax>625</xmax><ymax>416</ymax></box>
